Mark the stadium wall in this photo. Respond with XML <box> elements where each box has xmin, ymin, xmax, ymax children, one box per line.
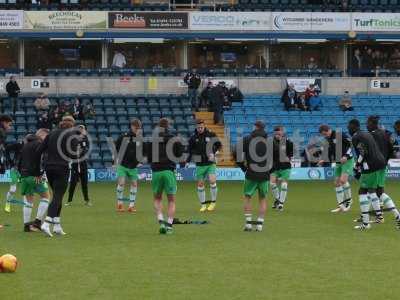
<box><xmin>1</xmin><ymin>76</ymin><xmax>400</xmax><ymax>95</ymax></box>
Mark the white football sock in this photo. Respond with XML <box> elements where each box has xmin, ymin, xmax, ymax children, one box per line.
<box><xmin>381</xmin><ymin>193</ymin><xmax>400</xmax><ymax>219</ymax></box>
<box><xmin>23</xmin><ymin>198</ymin><xmax>33</xmax><ymax>224</ymax></box>
<box><xmin>36</xmin><ymin>198</ymin><xmax>49</xmax><ymax>221</ymax></box>
<box><xmin>197</xmin><ymin>186</ymin><xmax>206</xmax><ymax>204</ymax></box>
<box><xmin>335</xmin><ymin>186</ymin><xmax>345</xmax><ymax>209</ymax></box>
<box><xmin>157</xmin><ymin>213</ymin><xmax>164</xmax><ymax>223</ymax></box>
<box><xmin>129</xmin><ymin>186</ymin><xmax>137</xmax><ymax>207</ymax></box>
<box><xmin>271</xmin><ymin>183</ymin><xmax>280</xmax><ymax>201</ymax></box>
<box><xmin>359</xmin><ymin>194</ymin><xmax>371</xmax><ymax>225</ymax></box>
<box><xmin>245</xmin><ymin>213</ymin><xmax>252</xmax><ymax>229</ymax></box>
<box><xmin>210</xmin><ymin>183</ymin><xmax>218</xmax><ymax>202</ymax></box>
<box><xmin>369</xmin><ymin>193</ymin><xmax>382</xmax><ymax>217</ymax></box>
<box><xmin>343</xmin><ymin>182</ymin><xmax>352</xmax><ymax>204</ymax></box>
<box><xmin>279</xmin><ymin>182</ymin><xmax>288</xmax><ymax>204</ymax></box>
<box><xmin>116</xmin><ymin>184</ymin><xmax>124</xmax><ymax>205</ymax></box>
<box><xmin>256</xmin><ymin>217</ymin><xmax>264</xmax><ymax>231</ymax></box>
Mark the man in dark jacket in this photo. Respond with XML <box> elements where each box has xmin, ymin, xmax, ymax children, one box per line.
<box><xmin>210</xmin><ymin>83</ymin><xmax>226</xmax><ymax>124</ymax></box>
<box><xmin>348</xmin><ymin>119</ymin><xmax>387</xmax><ymax>230</ymax></box>
<box><xmin>183</xmin><ymin>70</ymin><xmax>201</xmax><ymax>111</ymax></box>
<box><xmin>366</xmin><ymin>115</ymin><xmax>400</xmax><ymax>228</ymax></box>
<box><xmin>39</xmin><ymin>116</ymin><xmax>78</xmax><ymax>237</ymax></box>
<box><xmin>5</xmin><ymin>76</ymin><xmax>21</xmax><ymax>113</ymax></box>
<box><xmin>114</xmin><ymin>119</ymin><xmax>143</xmax><ymax>213</ymax></box>
<box><xmin>4</xmin><ymin>140</ymin><xmax>23</xmax><ymax>213</ymax></box>
<box><xmin>281</xmin><ymin>84</ymin><xmax>297</xmax><ymax>111</ymax></box>
<box><xmin>187</xmin><ymin>119</ymin><xmax>222</xmax><ymax>212</ymax></box>
<box><xmin>0</xmin><ymin>115</ymin><xmax>13</xmax><ymax>175</ymax></box>
<box><xmin>18</xmin><ymin>129</ymin><xmax>50</xmax><ymax>232</ymax></box>
<box><xmin>66</xmin><ymin>125</ymin><xmax>91</xmax><ymax>206</ymax></box>
<box><xmin>270</xmin><ymin>126</ymin><xmax>294</xmax><ymax>212</ymax></box>
<box><xmin>234</xmin><ymin>121</ymin><xmax>272</xmax><ymax>232</ymax></box>
<box><xmin>227</xmin><ymin>85</ymin><xmax>243</xmax><ymax>103</ymax></box>
<box><xmin>319</xmin><ymin>124</ymin><xmax>354</xmax><ymax>213</ymax></box>
<box><xmin>144</xmin><ymin>118</ymin><xmax>185</xmax><ymax>235</ymax></box>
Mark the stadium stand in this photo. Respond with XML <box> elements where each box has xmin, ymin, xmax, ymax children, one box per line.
<box><xmin>224</xmin><ymin>94</ymin><xmax>400</xmax><ymax>145</ymax></box>
<box><xmin>3</xmin><ymin>94</ymin><xmax>195</xmax><ymax>168</ymax></box>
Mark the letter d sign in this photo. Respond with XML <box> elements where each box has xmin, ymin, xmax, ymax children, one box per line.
<box><xmin>31</xmin><ymin>79</ymin><xmax>42</xmax><ymax>89</ymax></box>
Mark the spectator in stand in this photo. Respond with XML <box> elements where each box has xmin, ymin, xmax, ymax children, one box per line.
<box><xmin>389</xmin><ymin>49</ymin><xmax>400</xmax><ymax>68</ymax></box>
<box><xmin>5</xmin><ymin>76</ymin><xmax>21</xmax><ymax>113</ymax></box>
<box><xmin>393</xmin><ymin>120</ymin><xmax>400</xmax><ymax>158</ymax></box>
<box><xmin>297</xmin><ymin>94</ymin><xmax>309</xmax><ymax>111</ymax></box>
<box><xmin>210</xmin><ymin>82</ymin><xmax>226</xmax><ymax>125</ymax></box>
<box><xmin>83</xmin><ymin>102</ymin><xmax>96</xmax><ymax>120</ymax></box>
<box><xmin>183</xmin><ymin>69</ymin><xmax>202</xmax><ymax>111</ymax></box>
<box><xmin>339</xmin><ymin>91</ymin><xmax>354</xmax><ymax>111</ymax></box>
<box><xmin>363</xmin><ymin>48</ymin><xmax>374</xmax><ymax>75</ymax></box>
<box><xmin>306</xmin><ymin>57</ymin><xmax>318</xmax><ymax>69</ymax></box>
<box><xmin>281</xmin><ymin>83</ymin><xmax>298</xmax><ymax>111</ymax></box>
<box><xmin>199</xmin><ymin>81</ymin><xmax>213</xmax><ymax>110</ymax></box>
<box><xmin>70</xmin><ymin>98</ymin><xmax>84</xmax><ymax>121</ymax></box>
<box><xmin>111</xmin><ymin>50</ymin><xmax>126</xmax><ymax>68</ymax></box>
<box><xmin>309</xmin><ymin>93</ymin><xmax>322</xmax><ymax>111</ymax></box>
<box><xmin>34</xmin><ymin>93</ymin><xmax>50</xmax><ymax>112</ymax></box>
<box><xmin>37</xmin><ymin>110</ymin><xmax>52</xmax><ymax>130</ymax></box>
<box><xmin>373</xmin><ymin>50</ymin><xmax>385</xmax><ymax>69</ymax></box>
<box><xmin>227</xmin><ymin>84</ymin><xmax>243</xmax><ymax>103</ymax></box>
<box><xmin>304</xmin><ymin>84</ymin><xmax>316</xmax><ymax>101</ymax></box>
<box><xmin>351</xmin><ymin>49</ymin><xmax>363</xmax><ymax>76</ymax></box>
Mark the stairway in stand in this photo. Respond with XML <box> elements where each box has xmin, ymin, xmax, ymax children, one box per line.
<box><xmin>194</xmin><ymin>111</ymin><xmax>235</xmax><ymax>167</ymax></box>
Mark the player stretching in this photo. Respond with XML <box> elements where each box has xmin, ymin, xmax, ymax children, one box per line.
<box><xmin>114</xmin><ymin>119</ymin><xmax>143</xmax><ymax>213</ymax></box>
<box><xmin>319</xmin><ymin>125</ymin><xmax>354</xmax><ymax>213</ymax></box>
<box><xmin>4</xmin><ymin>141</ymin><xmax>23</xmax><ymax>213</ymax></box>
<box><xmin>366</xmin><ymin>116</ymin><xmax>400</xmax><ymax>228</ymax></box>
<box><xmin>18</xmin><ymin>129</ymin><xmax>50</xmax><ymax>232</ymax></box>
<box><xmin>348</xmin><ymin>119</ymin><xmax>386</xmax><ymax>230</ymax></box>
<box><xmin>187</xmin><ymin>119</ymin><xmax>222</xmax><ymax>212</ymax></box>
<box><xmin>270</xmin><ymin>126</ymin><xmax>293</xmax><ymax>212</ymax></box>
<box><xmin>234</xmin><ymin>121</ymin><xmax>270</xmax><ymax>232</ymax></box>
<box><xmin>145</xmin><ymin>118</ymin><xmax>185</xmax><ymax>235</ymax></box>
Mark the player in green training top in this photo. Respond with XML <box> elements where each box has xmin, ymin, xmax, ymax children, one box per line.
<box><xmin>114</xmin><ymin>119</ymin><xmax>144</xmax><ymax>213</ymax></box>
<box><xmin>187</xmin><ymin>119</ymin><xmax>222</xmax><ymax>212</ymax></box>
<box><xmin>348</xmin><ymin>119</ymin><xmax>387</xmax><ymax>230</ymax></box>
<box><xmin>4</xmin><ymin>140</ymin><xmax>23</xmax><ymax>213</ymax></box>
<box><xmin>270</xmin><ymin>126</ymin><xmax>294</xmax><ymax>212</ymax></box>
<box><xmin>319</xmin><ymin>124</ymin><xmax>354</xmax><ymax>213</ymax></box>
<box><xmin>234</xmin><ymin>121</ymin><xmax>271</xmax><ymax>232</ymax></box>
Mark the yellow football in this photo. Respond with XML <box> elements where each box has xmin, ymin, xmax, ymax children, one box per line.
<box><xmin>0</xmin><ymin>254</ymin><xmax>18</xmax><ymax>273</ymax></box>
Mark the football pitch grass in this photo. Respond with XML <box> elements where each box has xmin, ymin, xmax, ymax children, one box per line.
<box><xmin>1</xmin><ymin>181</ymin><xmax>399</xmax><ymax>300</ymax></box>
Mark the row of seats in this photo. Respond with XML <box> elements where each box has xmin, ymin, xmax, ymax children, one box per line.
<box><xmin>224</xmin><ymin>94</ymin><xmax>400</xmax><ymax>145</ymax></box>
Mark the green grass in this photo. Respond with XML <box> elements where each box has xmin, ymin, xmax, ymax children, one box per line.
<box><xmin>1</xmin><ymin>181</ymin><xmax>400</xmax><ymax>300</ymax></box>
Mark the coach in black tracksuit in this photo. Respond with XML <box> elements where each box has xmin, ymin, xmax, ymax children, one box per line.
<box><xmin>234</xmin><ymin>121</ymin><xmax>272</xmax><ymax>232</ymax></box>
<box><xmin>67</xmin><ymin>125</ymin><xmax>90</xmax><ymax>205</ymax></box>
<box><xmin>39</xmin><ymin>116</ymin><xmax>78</xmax><ymax>236</ymax></box>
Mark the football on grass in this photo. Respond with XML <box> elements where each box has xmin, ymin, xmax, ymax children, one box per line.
<box><xmin>0</xmin><ymin>254</ymin><xmax>18</xmax><ymax>273</ymax></box>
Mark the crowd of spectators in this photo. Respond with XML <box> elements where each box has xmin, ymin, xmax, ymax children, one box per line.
<box><xmin>281</xmin><ymin>83</ymin><xmax>321</xmax><ymax>111</ymax></box>
<box><xmin>351</xmin><ymin>47</ymin><xmax>400</xmax><ymax>76</ymax></box>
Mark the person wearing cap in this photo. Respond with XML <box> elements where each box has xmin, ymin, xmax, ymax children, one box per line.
<box><xmin>270</xmin><ymin>126</ymin><xmax>294</xmax><ymax>212</ymax></box>
<box><xmin>38</xmin><ymin>115</ymin><xmax>79</xmax><ymax>237</ymax></box>
<box><xmin>233</xmin><ymin>120</ymin><xmax>271</xmax><ymax>232</ymax></box>
<box><xmin>114</xmin><ymin>119</ymin><xmax>144</xmax><ymax>213</ymax></box>
<box><xmin>66</xmin><ymin>124</ymin><xmax>91</xmax><ymax>207</ymax></box>
<box><xmin>187</xmin><ymin>119</ymin><xmax>222</xmax><ymax>212</ymax></box>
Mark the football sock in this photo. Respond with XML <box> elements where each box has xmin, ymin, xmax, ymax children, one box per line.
<box><xmin>381</xmin><ymin>193</ymin><xmax>400</xmax><ymax>219</ymax></box>
<box><xmin>36</xmin><ymin>198</ymin><xmax>49</xmax><ymax>221</ymax></box>
<box><xmin>157</xmin><ymin>213</ymin><xmax>164</xmax><ymax>223</ymax></box>
<box><xmin>167</xmin><ymin>217</ymin><xmax>174</xmax><ymax>227</ymax></box>
<box><xmin>359</xmin><ymin>194</ymin><xmax>370</xmax><ymax>225</ymax></box>
<box><xmin>335</xmin><ymin>186</ymin><xmax>345</xmax><ymax>209</ymax></box>
<box><xmin>210</xmin><ymin>183</ymin><xmax>218</xmax><ymax>202</ymax></box>
<box><xmin>279</xmin><ymin>182</ymin><xmax>288</xmax><ymax>204</ymax></box>
<box><xmin>245</xmin><ymin>213</ymin><xmax>252</xmax><ymax>229</ymax></box>
<box><xmin>343</xmin><ymin>182</ymin><xmax>352</xmax><ymax>205</ymax></box>
<box><xmin>369</xmin><ymin>193</ymin><xmax>383</xmax><ymax>217</ymax></box>
<box><xmin>197</xmin><ymin>186</ymin><xmax>206</xmax><ymax>204</ymax></box>
<box><xmin>271</xmin><ymin>183</ymin><xmax>280</xmax><ymax>201</ymax></box>
<box><xmin>129</xmin><ymin>186</ymin><xmax>137</xmax><ymax>207</ymax></box>
<box><xmin>23</xmin><ymin>198</ymin><xmax>33</xmax><ymax>224</ymax></box>
<box><xmin>256</xmin><ymin>217</ymin><xmax>264</xmax><ymax>231</ymax></box>
<box><xmin>116</xmin><ymin>184</ymin><xmax>124</xmax><ymax>205</ymax></box>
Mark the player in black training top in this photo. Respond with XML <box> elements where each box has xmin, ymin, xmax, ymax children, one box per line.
<box><xmin>348</xmin><ymin>119</ymin><xmax>386</xmax><ymax>230</ymax></box>
<box><xmin>366</xmin><ymin>115</ymin><xmax>400</xmax><ymax>229</ymax></box>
